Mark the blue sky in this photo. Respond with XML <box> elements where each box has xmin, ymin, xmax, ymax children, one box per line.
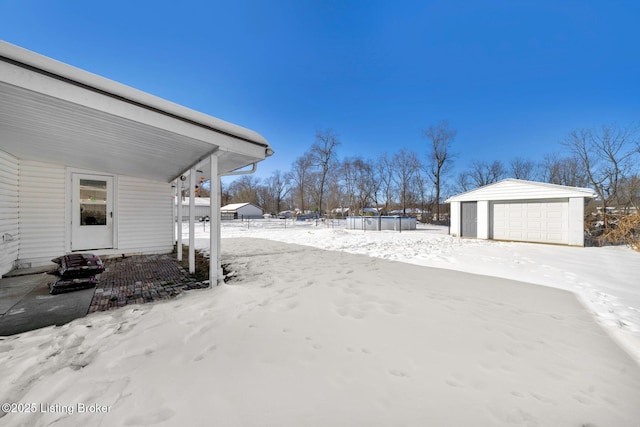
<box><xmin>2</xmin><ymin>0</ymin><xmax>639</xmax><ymax>180</ymax></box>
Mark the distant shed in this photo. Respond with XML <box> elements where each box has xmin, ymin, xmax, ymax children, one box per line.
<box><xmin>446</xmin><ymin>179</ymin><xmax>596</xmax><ymax>246</ymax></box>
<box><xmin>221</xmin><ymin>203</ymin><xmax>263</xmax><ymax>220</ymax></box>
<box><xmin>175</xmin><ymin>197</ymin><xmax>210</xmax><ymax>221</ymax></box>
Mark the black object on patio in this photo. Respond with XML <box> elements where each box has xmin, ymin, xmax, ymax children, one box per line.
<box><xmin>48</xmin><ymin>254</ymin><xmax>104</xmax><ymax>295</ymax></box>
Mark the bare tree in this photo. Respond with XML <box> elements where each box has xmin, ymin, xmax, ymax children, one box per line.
<box><xmin>354</xmin><ymin>158</ymin><xmax>377</xmax><ymax>213</ymax></box>
<box><xmin>367</xmin><ymin>160</ymin><xmax>382</xmax><ymax>214</ymax></box>
<box><xmin>467</xmin><ymin>160</ymin><xmax>506</xmax><ymax>188</ymax></box>
<box><xmin>423</xmin><ymin>120</ymin><xmax>456</xmax><ymax>223</ymax></box>
<box><xmin>376</xmin><ymin>153</ymin><xmax>394</xmax><ymax>214</ymax></box>
<box><xmin>617</xmin><ymin>175</ymin><xmax>640</xmax><ymax>213</ymax></box>
<box><xmin>256</xmin><ymin>185</ymin><xmax>270</xmax><ymax>213</ymax></box>
<box><xmin>262</xmin><ymin>170</ymin><xmax>290</xmax><ymax>214</ymax></box>
<box><xmin>454</xmin><ymin>171</ymin><xmax>473</xmax><ymax>193</ymax></box>
<box><xmin>340</xmin><ymin>158</ymin><xmax>357</xmax><ymax>214</ymax></box>
<box><xmin>309</xmin><ymin>129</ymin><xmax>341</xmax><ymax>215</ymax></box>
<box><xmin>291</xmin><ymin>154</ymin><xmax>313</xmax><ymax>213</ymax></box>
<box><xmin>509</xmin><ymin>157</ymin><xmax>537</xmax><ymax>180</ymax></box>
<box><xmin>563</xmin><ymin>123</ymin><xmax>639</xmax><ymax>232</ymax></box>
<box><xmin>340</xmin><ymin>158</ymin><xmax>354</xmax><ymax>214</ymax></box>
<box><xmin>325</xmin><ymin>170</ymin><xmax>343</xmax><ymax>215</ymax></box>
<box><xmin>539</xmin><ymin>154</ymin><xmax>589</xmax><ymax>187</ymax></box>
<box><xmin>227</xmin><ymin>175</ymin><xmax>262</xmax><ymax>206</ymax></box>
<box><xmin>413</xmin><ymin>170</ymin><xmax>432</xmax><ymax>221</ymax></box>
<box><xmin>392</xmin><ymin>148</ymin><xmax>421</xmax><ymax>214</ymax></box>
<box><xmin>220</xmin><ymin>179</ymin><xmax>232</xmax><ymax>206</ymax></box>
<box><xmin>307</xmin><ymin>170</ymin><xmax>322</xmax><ymax>213</ymax></box>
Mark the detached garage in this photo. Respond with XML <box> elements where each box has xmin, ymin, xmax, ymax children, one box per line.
<box><xmin>446</xmin><ymin>179</ymin><xmax>596</xmax><ymax>246</ymax></box>
<box><xmin>220</xmin><ymin>203</ymin><xmax>263</xmax><ymax>220</ymax></box>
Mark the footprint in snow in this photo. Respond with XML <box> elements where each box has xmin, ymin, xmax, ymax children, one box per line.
<box><xmin>389</xmin><ymin>369</ymin><xmax>409</xmax><ymax>378</ymax></box>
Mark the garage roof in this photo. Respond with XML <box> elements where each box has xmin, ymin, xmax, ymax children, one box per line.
<box><xmin>0</xmin><ymin>41</ymin><xmax>273</xmax><ymax>182</ymax></box>
<box><xmin>220</xmin><ymin>202</ymin><xmax>261</xmax><ymax>212</ymax></box>
<box><xmin>446</xmin><ymin>179</ymin><xmax>596</xmax><ymax>202</ymax></box>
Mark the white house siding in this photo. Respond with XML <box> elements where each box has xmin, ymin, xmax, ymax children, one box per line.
<box><xmin>17</xmin><ymin>160</ymin><xmax>66</xmax><ymax>268</ymax></box>
<box><xmin>0</xmin><ymin>150</ymin><xmax>19</xmax><ymax>275</ymax></box>
<box><xmin>117</xmin><ymin>176</ymin><xmax>173</xmax><ymax>254</ymax></box>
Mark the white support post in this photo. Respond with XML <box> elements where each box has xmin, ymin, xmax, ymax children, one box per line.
<box><xmin>172</xmin><ymin>182</ymin><xmax>176</xmax><ymax>242</ymax></box>
<box><xmin>189</xmin><ymin>168</ymin><xmax>196</xmax><ymax>274</ymax></box>
<box><xmin>176</xmin><ymin>176</ymin><xmax>183</xmax><ymax>261</ymax></box>
<box><xmin>209</xmin><ymin>153</ymin><xmax>221</xmax><ymax>285</ymax></box>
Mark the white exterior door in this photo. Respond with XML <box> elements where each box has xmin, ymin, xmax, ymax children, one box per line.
<box><xmin>72</xmin><ymin>173</ymin><xmax>114</xmax><ymax>251</ymax></box>
<box><xmin>491</xmin><ymin>200</ymin><xmax>569</xmax><ymax>244</ymax></box>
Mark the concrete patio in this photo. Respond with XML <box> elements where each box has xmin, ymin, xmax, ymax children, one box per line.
<box><xmin>0</xmin><ymin>254</ymin><xmax>209</xmax><ymax>336</ymax></box>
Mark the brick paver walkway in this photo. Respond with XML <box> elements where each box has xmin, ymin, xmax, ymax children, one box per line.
<box><xmin>88</xmin><ymin>254</ymin><xmax>209</xmax><ymax>313</ymax></box>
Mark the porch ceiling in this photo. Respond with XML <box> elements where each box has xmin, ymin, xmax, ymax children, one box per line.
<box><xmin>0</xmin><ymin>41</ymin><xmax>272</xmax><ymax>183</ymax></box>
<box><xmin>0</xmin><ymin>82</ymin><xmax>264</xmax><ymax>182</ymax></box>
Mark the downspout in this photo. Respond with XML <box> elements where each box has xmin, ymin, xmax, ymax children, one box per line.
<box><xmin>220</xmin><ymin>162</ymin><xmax>258</xmax><ymax>177</ymax></box>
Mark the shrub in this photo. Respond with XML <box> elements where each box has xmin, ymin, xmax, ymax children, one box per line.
<box><xmin>600</xmin><ymin>212</ymin><xmax>640</xmax><ymax>251</ymax></box>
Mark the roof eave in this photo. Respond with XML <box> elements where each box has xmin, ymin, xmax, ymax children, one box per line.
<box><xmin>0</xmin><ymin>40</ymin><xmax>270</xmax><ymax>150</ymax></box>
<box><xmin>0</xmin><ymin>41</ymin><xmax>273</xmax><ymax>182</ymax></box>
<box><xmin>446</xmin><ymin>178</ymin><xmax>596</xmax><ymax>202</ymax></box>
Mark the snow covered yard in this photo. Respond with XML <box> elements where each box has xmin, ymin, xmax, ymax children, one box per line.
<box><xmin>1</xmin><ymin>220</ymin><xmax>640</xmax><ymax>426</ymax></box>
<box><xmin>215</xmin><ymin>219</ymin><xmax>640</xmax><ymax>361</ymax></box>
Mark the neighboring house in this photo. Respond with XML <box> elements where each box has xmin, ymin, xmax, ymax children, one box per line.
<box><xmin>331</xmin><ymin>207</ymin><xmax>349</xmax><ymax>216</ymax></box>
<box><xmin>175</xmin><ymin>197</ymin><xmax>211</xmax><ymax>221</ymax></box>
<box><xmin>0</xmin><ymin>41</ymin><xmax>273</xmax><ymax>282</ymax></box>
<box><xmin>446</xmin><ymin>179</ymin><xmax>595</xmax><ymax>246</ymax></box>
<box><xmin>361</xmin><ymin>207</ymin><xmax>379</xmax><ymax>216</ymax></box>
<box><xmin>220</xmin><ymin>203</ymin><xmax>263</xmax><ymax>220</ymax></box>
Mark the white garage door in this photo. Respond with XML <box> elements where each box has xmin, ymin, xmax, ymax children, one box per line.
<box><xmin>491</xmin><ymin>199</ymin><xmax>569</xmax><ymax>244</ymax></box>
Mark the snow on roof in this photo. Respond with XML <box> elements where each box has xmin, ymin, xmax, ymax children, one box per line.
<box><xmin>221</xmin><ymin>202</ymin><xmax>256</xmax><ymax>211</ymax></box>
<box><xmin>446</xmin><ymin>178</ymin><xmax>596</xmax><ymax>202</ymax></box>
<box><xmin>0</xmin><ymin>41</ymin><xmax>273</xmax><ymax>182</ymax></box>
<box><xmin>0</xmin><ymin>41</ymin><xmax>269</xmax><ymax>148</ymax></box>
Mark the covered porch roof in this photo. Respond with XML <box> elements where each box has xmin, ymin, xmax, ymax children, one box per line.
<box><xmin>0</xmin><ymin>41</ymin><xmax>273</xmax><ymax>182</ymax></box>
